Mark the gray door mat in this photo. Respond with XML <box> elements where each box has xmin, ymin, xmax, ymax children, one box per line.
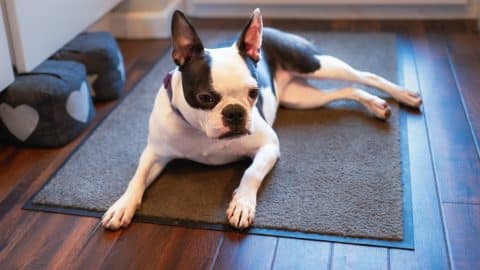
<box><xmin>24</xmin><ymin>32</ymin><xmax>414</xmax><ymax>250</ymax></box>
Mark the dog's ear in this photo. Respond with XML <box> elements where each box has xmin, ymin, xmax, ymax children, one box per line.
<box><xmin>171</xmin><ymin>10</ymin><xmax>204</xmax><ymax>66</ymax></box>
<box><xmin>237</xmin><ymin>8</ymin><xmax>263</xmax><ymax>62</ymax></box>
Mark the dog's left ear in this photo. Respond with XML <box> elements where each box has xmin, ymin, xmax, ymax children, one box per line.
<box><xmin>237</xmin><ymin>8</ymin><xmax>263</xmax><ymax>62</ymax></box>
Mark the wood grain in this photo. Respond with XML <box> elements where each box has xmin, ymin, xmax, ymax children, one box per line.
<box><xmin>272</xmin><ymin>238</ymin><xmax>331</xmax><ymax>270</ymax></box>
<box><xmin>446</xmin><ymin>34</ymin><xmax>480</xmax><ymax>156</ymax></box>
<box><xmin>212</xmin><ymin>233</ymin><xmax>278</xmax><ymax>270</ymax></box>
<box><xmin>442</xmin><ymin>203</ymin><xmax>480</xmax><ymax>270</ymax></box>
<box><xmin>71</xmin><ymin>225</ymin><xmax>124</xmax><ymax>269</ymax></box>
<box><xmin>137</xmin><ymin>227</ymin><xmax>223</xmax><ymax>270</ymax></box>
<box><xmin>388</xmin><ymin>35</ymin><xmax>449</xmax><ymax>270</ymax></box>
<box><xmin>410</xmin><ymin>33</ymin><xmax>480</xmax><ymax>204</ymax></box>
<box><xmin>331</xmin><ymin>244</ymin><xmax>387</xmax><ymax>270</ymax></box>
<box><xmin>100</xmin><ymin>223</ymin><xmax>173</xmax><ymax>270</ymax></box>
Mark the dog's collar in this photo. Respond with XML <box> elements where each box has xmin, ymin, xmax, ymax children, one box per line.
<box><xmin>163</xmin><ymin>71</ymin><xmax>191</xmax><ymax>126</ymax></box>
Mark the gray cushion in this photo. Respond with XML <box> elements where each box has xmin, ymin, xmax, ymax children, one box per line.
<box><xmin>52</xmin><ymin>31</ymin><xmax>125</xmax><ymax>101</ymax></box>
<box><xmin>0</xmin><ymin>60</ymin><xmax>95</xmax><ymax>147</ymax></box>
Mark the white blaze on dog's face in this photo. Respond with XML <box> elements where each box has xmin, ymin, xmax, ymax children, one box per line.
<box><xmin>170</xmin><ymin>10</ymin><xmax>263</xmax><ymax>139</ymax></box>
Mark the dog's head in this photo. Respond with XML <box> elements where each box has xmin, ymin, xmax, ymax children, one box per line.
<box><xmin>170</xmin><ymin>9</ymin><xmax>263</xmax><ymax>139</ymax></box>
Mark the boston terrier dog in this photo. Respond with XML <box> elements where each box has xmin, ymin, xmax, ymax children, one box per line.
<box><xmin>102</xmin><ymin>9</ymin><xmax>421</xmax><ymax>230</ymax></box>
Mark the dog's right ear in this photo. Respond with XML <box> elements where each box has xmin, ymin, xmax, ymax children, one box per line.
<box><xmin>237</xmin><ymin>8</ymin><xmax>263</xmax><ymax>62</ymax></box>
<box><xmin>171</xmin><ymin>10</ymin><xmax>204</xmax><ymax>66</ymax></box>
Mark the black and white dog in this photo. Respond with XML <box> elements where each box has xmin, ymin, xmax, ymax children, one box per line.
<box><xmin>102</xmin><ymin>9</ymin><xmax>421</xmax><ymax>230</ymax></box>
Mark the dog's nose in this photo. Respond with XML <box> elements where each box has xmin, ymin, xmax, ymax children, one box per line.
<box><xmin>222</xmin><ymin>104</ymin><xmax>246</xmax><ymax>126</ymax></box>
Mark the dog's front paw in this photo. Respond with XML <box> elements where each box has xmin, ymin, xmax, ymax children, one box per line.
<box><xmin>226</xmin><ymin>190</ymin><xmax>256</xmax><ymax>230</ymax></box>
<box><xmin>101</xmin><ymin>191</ymin><xmax>141</xmax><ymax>230</ymax></box>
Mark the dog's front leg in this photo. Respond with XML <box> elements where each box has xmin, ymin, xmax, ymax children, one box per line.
<box><xmin>102</xmin><ymin>145</ymin><xmax>169</xmax><ymax>230</ymax></box>
<box><xmin>227</xmin><ymin>143</ymin><xmax>280</xmax><ymax>229</ymax></box>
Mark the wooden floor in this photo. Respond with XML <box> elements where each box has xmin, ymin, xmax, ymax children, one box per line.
<box><xmin>0</xmin><ymin>20</ymin><xmax>479</xmax><ymax>270</ymax></box>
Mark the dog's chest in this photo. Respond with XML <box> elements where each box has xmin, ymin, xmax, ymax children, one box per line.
<box><xmin>171</xmin><ymin>135</ymin><xmax>250</xmax><ymax>165</ymax></box>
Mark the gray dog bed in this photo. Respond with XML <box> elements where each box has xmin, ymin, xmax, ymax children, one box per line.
<box><xmin>0</xmin><ymin>60</ymin><xmax>95</xmax><ymax>147</ymax></box>
<box><xmin>52</xmin><ymin>31</ymin><xmax>125</xmax><ymax>101</ymax></box>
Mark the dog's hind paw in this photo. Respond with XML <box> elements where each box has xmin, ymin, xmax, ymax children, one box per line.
<box><xmin>394</xmin><ymin>89</ymin><xmax>422</xmax><ymax>108</ymax></box>
<box><xmin>365</xmin><ymin>97</ymin><xmax>391</xmax><ymax>120</ymax></box>
<box><xmin>226</xmin><ymin>191</ymin><xmax>256</xmax><ymax>230</ymax></box>
<box><xmin>101</xmin><ymin>192</ymin><xmax>141</xmax><ymax>230</ymax></box>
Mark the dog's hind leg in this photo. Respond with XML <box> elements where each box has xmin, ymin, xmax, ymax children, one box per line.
<box><xmin>280</xmin><ymin>78</ymin><xmax>391</xmax><ymax>120</ymax></box>
<box><xmin>299</xmin><ymin>55</ymin><xmax>421</xmax><ymax>108</ymax></box>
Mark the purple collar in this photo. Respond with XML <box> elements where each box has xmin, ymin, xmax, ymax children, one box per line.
<box><xmin>163</xmin><ymin>71</ymin><xmax>174</xmax><ymax>100</ymax></box>
<box><xmin>163</xmin><ymin>71</ymin><xmax>190</xmax><ymax>125</ymax></box>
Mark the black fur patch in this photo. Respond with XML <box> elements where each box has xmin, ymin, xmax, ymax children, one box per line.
<box><xmin>262</xmin><ymin>27</ymin><xmax>321</xmax><ymax>75</ymax></box>
<box><xmin>243</xmin><ymin>57</ymin><xmax>258</xmax><ymax>82</ymax></box>
<box><xmin>242</xmin><ymin>55</ymin><xmax>271</xmax><ymax>120</ymax></box>
<box><xmin>255</xmin><ymin>90</ymin><xmax>266</xmax><ymax>120</ymax></box>
<box><xmin>180</xmin><ymin>52</ymin><xmax>221</xmax><ymax>110</ymax></box>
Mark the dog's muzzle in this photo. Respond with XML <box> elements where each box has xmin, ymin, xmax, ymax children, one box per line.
<box><xmin>220</xmin><ymin>104</ymin><xmax>249</xmax><ymax>139</ymax></box>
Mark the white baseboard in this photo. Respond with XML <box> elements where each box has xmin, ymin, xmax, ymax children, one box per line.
<box><xmin>90</xmin><ymin>0</ymin><xmax>183</xmax><ymax>38</ymax></box>
<box><xmin>186</xmin><ymin>1</ymin><xmax>479</xmax><ymax>19</ymax></box>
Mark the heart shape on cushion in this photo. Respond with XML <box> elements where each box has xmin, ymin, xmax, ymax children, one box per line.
<box><xmin>0</xmin><ymin>103</ymin><xmax>39</xmax><ymax>141</ymax></box>
<box><xmin>66</xmin><ymin>81</ymin><xmax>90</xmax><ymax>123</ymax></box>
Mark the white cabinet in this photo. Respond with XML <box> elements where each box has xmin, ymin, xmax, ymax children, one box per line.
<box><xmin>0</xmin><ymin>3</ymin><xmax>13</xmax><ymax>92</ymax></box>
<box><xmin>5</xmin><ymin>0</ymin><xmax>122</xmax><ymax>72</ymax></box>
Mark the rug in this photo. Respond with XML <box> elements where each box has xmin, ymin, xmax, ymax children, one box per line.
<box><xmin>25</xmin><ymin>30</ymin><xmax>414</xmax><ymax>249</ymax></box>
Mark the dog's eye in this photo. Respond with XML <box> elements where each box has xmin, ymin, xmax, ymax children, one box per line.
<box><xmin>196</xmin><ymin>92</ymin><xmax>215</xmax><ymax>105</ymax></box>
<box><xmin>249</xmin><ymin>88</ymin><xmax>259</xmax><ymax>99</ymax></box>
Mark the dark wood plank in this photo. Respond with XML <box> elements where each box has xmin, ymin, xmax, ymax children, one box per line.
<box><xmin>213</xmin><ymin>233</ymin><xmax>278</xmax><ymax>270</ymax></box>
<box><xmin>0</xmin><ymin>213</ymin><xmax>83</xmax><ymax>269</ymax></box>
<box><xmin>99</xmin><ymin>223</ymin><xmax>173</xmax><ymax>269</ymax></box>
<box><xmin>99</xmin><ymin>226</ymin><xmax>223</xmax><ymax>270</ymax></box>
<box><xmin>39</xmin><ymin>216</ymin><xmax>97</xmax><ymax>269</ymax></box>
<box><xmin>442</xmin><ymin>203</ymin><xmax>480</xmax><ymax>270</ymax></box>
<box><xmin>71</xmin><ymin>225</ymin><xmax>124</xmax><ymax>269</ymax></box>
<box><xmin>331</xmin><ymin>244</ymin><xmax>387</xmax><ymax>270</ymax></box>
<box><xmin>0</xmin><ymin>211</ymin><xmax>40</xmax><ymax>263</ymax></box>
<box><xmin>410</xmin><ymin>33</ymin><xmax>480</xmax><ymax>204</ymax></box>
<box><xmin>446</xmin><ymin>34</ymin><xmax>480</xmax><ymax>156</ymax></box>
<box><xmin>389</xmin><ymin>35</ymin><xmax>449</xmax><ymax>270</ymax></box>
<box><xmin>152</xmin><ymin>228</ymin><xmax>223</xmax><ymax>270</ymax></box>
<box><xmin>271</xmin><ymin>239</ymin><xmax>331</xmax><ymax>270</ymax></box>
